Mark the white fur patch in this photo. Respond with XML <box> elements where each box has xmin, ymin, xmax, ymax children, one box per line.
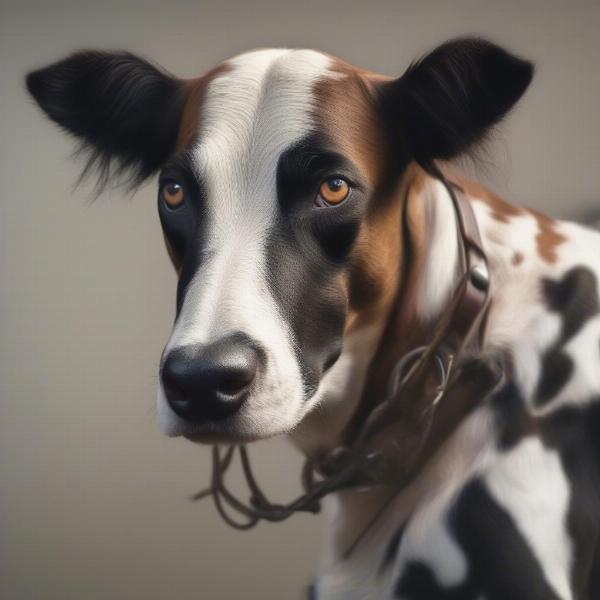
<box><xmin>415</xmin><ymin>179</ymin><xmax>461</xmax><ymax>321</ymax></box>
<box><xmin>485</xmin><ymin>437</ymin><xmax>573</xmax><ymax>600</ymax></box>
<box><xmin>388</xmin><ymin>407</ymin><xmax>496</xmax><ymax>593</ymax></box>
<box><xmin>533</xmin><ymin>313</ymin><xmax>600</xmax><ymax>415</ymax></box>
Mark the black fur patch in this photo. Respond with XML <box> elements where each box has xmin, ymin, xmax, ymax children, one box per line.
<box><xmin>536</xmin><ymin>351</ymin><xmax>574</xmax><ymax>406</ymax></box>
<box><xmin>539</xmin><ymin>404</ymin><xmax>600</xmax><ymax>596</ymax></box>
<box><xmin>380</xmin><ymin>37</ymin><xmax>533</xmax><ymax>169</ymax></box>
<box><xmin>396</xmin><ymin>479</ymin><xmax>562</xmax><ymax>600</ymax></box>
<box><xmin>395</xmin><ymin>562</ymin><xmax>477</xmax><ymax>599</ymax></box>
<box><xmin>265</xmin><ymin>135</ymin><xmax>368</xmax><ymax>396</ymax></box>
<box><xmin>543</xmin><ymin>267</ymin><xmax>599</xmax><ymax>341</ymax></box>
<box><xmin>490</xmin><ymin>382</ymin><xmax>535</xmax><ymax>450</ymax></box>
<box><xmin>490</xmin><ymin>390</ymin><xmax>600</xmax><ymax>595</ymax></box>
<box><xmin>535</xmin><ymin>266</ymin><xmax>599</xmax><ymax>406</ymax></box>
<box><xmin>26</xmin><ymin>51</ymin><xmax>185</xmax><ymax>190</ymax></box>
<box><xmin>157</xmin><ymin>153</ymin><xmax>209</xmax><ymax>314</ymax></box>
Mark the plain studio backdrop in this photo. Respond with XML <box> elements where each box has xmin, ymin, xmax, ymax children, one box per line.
<box><xmin>1</xmin><ymin>1</ymin><xmax>599</xmax><ymax>598</ymax></box>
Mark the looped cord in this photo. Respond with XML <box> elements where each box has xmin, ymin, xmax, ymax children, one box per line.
<box><xmin>191</xmin><ymin>344</ymin><xmax>453</xmax><ymax>530</ymax></box>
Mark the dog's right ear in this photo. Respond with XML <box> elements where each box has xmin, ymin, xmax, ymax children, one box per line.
<box><xmin>26</xmin><ymin>51</ymin><xmax>186</xmax><ymax>189</ymax></box>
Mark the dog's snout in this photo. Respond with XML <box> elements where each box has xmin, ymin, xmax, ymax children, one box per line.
<box><xmin>162</xmin><ymin>336</ymin><xmax>261</xmax><ymax>422</ymax></box>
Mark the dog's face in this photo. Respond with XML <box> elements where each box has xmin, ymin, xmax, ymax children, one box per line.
<box><xmin>27</xmin><ymin>40</ymin><xmax>532</xmax><ymax>442</ymax></box>
<box><xmin>157</xmin><ymin>50</ymin><xmax>395</xmax><ymax>441</ymax></box>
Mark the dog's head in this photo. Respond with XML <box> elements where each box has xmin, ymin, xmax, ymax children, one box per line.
<box><xmin>26</xmin><ymin>39</ymin><xmax>532</xmax><ymax>442</ymax></box>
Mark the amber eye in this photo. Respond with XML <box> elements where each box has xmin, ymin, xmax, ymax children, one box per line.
<box><xmin>162</xmin><ymin>182</ymin><xmax>184</xmax><ymax>208</ymax></box>
<box><xmin>318</xmin><ymin>177</ymin><xmax>350</xmax><ymax>206</ymax></box>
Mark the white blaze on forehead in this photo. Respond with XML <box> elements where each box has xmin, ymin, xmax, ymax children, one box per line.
<box><xmin>175</xmin><ymin>48</ymin><xmax>332</xmax><ymax>345</ymax></box>
<box><xmin>159</xmin><ymin>49</ymin><xmax>334</xmax><ymax>436</ymax></box>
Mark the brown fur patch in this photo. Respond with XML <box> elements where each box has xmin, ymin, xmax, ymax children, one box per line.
<box><xmin>451</xmin><ymin>175</ymin><xmax>522</xmax><ymax>224</ymax></box>
<box><xmin>313</xmin><ymin>60</ymin><xmax>390</xmax><ymax>186</ymax></box>
<box><xmin>346</xmin><ymin>187</ymin><xmax>405</xmax><ymax>323</ymax></box>
<box><xmin>175</xmin><ymin>64</ymin><xmax>231</xmax><ymax>151</ymax></box>
<box><xmin>312</xmin><ymin>62</ymin><xmax>402</xmax><ymax>335</ymax></box>
<box><xmin>341</xmin><ymin>165</ymin><xmax>442</xmax><ymax>445</ymax></box>
<box><xmin>450</xmin><ymin>172</ymin><xmax>565</xmax><ymax>263</ymax></box>
<box><xmin>529</xmin><ymin>208</ymin><xmax>566</xmax><ymax>264</ymax></box>
<box><xmin>350</xmin><ymin>165</ymin><xmax>431</xmax><ymax>343</ymax></box>
<box><xmin>163</xmin><ymin>64</ymin><xmax>231</xmax><ymax>279</ymax></box>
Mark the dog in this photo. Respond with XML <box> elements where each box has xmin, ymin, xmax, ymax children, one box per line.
<box><xmin>26</xmin><ymin>38</ymin><xmax>600</xmax><ymax>599</ymax></box>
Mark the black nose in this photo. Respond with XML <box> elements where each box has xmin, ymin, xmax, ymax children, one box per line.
<box><xmin>162</xmin><ymin>336</ymin><xmax>261</xmax><ymax>422</ymax></box>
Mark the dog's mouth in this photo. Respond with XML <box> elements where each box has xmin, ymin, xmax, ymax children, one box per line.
<box><xmin>170</xmin><ymin>387</ymin><xmax>317</xmax><ymax>445</ymax></box>
<box><xmin>183</xmin><ymin>431</ymin><xmax>263</xmax><ymax>445</ymax></box>
<box><xmin>180</xmin><ymin>417</ymin><xmax>274</xmax><ymax>445</ymax></box>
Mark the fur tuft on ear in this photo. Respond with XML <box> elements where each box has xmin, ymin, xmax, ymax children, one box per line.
<box><xmin>26</xmin><ymin>51</ymin><xmax>186</xmax><ymax>191</ymax></box>
<box><xmin>381</xmin><ymin>37</ymin><xmax>534</xmax><ymax>167</ymax></box>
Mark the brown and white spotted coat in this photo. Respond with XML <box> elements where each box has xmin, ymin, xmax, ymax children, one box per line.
<box><xmin>27</xmin><ymin>39</ymin><xmax>600</xmax><ymax>599</ymax></box>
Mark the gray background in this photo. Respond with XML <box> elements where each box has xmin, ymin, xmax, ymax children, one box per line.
<box><xmin>1</xmin><ymin>1</ymin><xmax>599</xmax><ymax>598</ymax></box>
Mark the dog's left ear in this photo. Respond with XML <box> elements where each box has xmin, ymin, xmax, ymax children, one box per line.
<box><xmin>381</xmin><ymin>37</ymin><xmax>534</xmax><ymax>166</ymax></box>
<box><xmin>25</xmin><ymin>51</ymin><xmax>186</xmax><ymax>189</ymax></box>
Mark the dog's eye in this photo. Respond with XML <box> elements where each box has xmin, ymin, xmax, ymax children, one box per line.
<box><xmin>318</xmin><ymin>177</ymin><xmax>350</xmax><ymax>206</ymax></box>
<box><xmin>161</xmin><ymin>181</ymin><xmax>185</xmax><ymax>208</ymax></box>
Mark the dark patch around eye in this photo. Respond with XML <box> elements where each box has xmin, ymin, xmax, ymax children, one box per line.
<box><xmin>277</xmin><ymin>135</ymin><xmax>365</xmax><ymax>206</ymax></box>
<box><xmin>265</xmin><ymin>225</ymin><xmax>348</xmax><ymax>396</ymax></box>
<box><xmin>265</xmin><ymin>135</ymin><xmax>368</xmax><ymax>397</ymax></box>
<box><xmin>157</xmin><ymin>152</ymin><xmax>207</xmax><ymax>314</ymax></box>
<box><xmin>312</xmin><ymin>217</ymin><xmax>361</xmax><ymax>264</ymax></box>
<box><xmin>158</xmin><ymin>192</ymin><xmax>191</xmax><ymax>263</ymax></box>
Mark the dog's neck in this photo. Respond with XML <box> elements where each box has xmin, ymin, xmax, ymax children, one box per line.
<box><xmin>289</xmin><ymin>165</ymin><xmax>570</xmax><ymax>569</ymax></box>
<box><xmin>290</xmin><ymin>164</ymin><xmax>565</xmax><ymax>458</ymax></box>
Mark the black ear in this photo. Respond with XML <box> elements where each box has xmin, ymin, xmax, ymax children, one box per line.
<box><xmin>381</xmin><ymin>37</ymin><xmax>534</xmax><ymax>166</ymax></box>
<box><xmin>26</xmin><ymin>51</ymin><xmax>185</xmax><ymax>189</ymax></box>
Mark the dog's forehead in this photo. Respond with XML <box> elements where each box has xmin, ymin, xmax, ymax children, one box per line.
<box><xmin>180</xmin><ymin>48</ymin><xmax>386</xmax><ymax>209</ymax></box>
<box><xmin>193</xmin><ymin>48</ymin><xmax>336</xmax><ymax>170</ymax></box>
<box><xmin>179</xmin><ymin>48</ymin><xmax>348</xmax><ymax>234</ymax></box>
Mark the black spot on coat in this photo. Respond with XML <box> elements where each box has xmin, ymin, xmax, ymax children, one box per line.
<box><xmin>535</xmin><ymin>267</ymin><xmax>599</xmax><ymax>406</ymax></box>
<box><xmin>396</xmin><ymin>479</ymin><xmax>563</xmax><ymax>600</ymax></box>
